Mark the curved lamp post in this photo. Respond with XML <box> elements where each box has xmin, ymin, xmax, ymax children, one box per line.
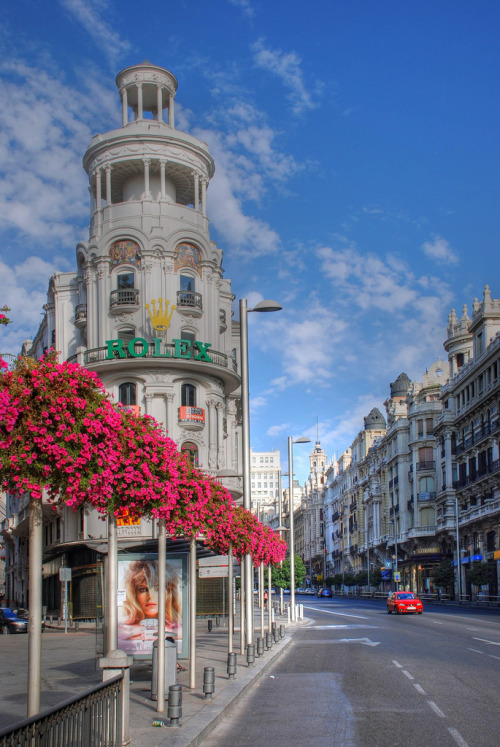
<box><xmin>240</xmin><ymin>298</ymin><xmax>282</xmax><ymax>648</ymax></box>
<box><xmin>288</xmin><ymin>436</ymin><xmax>311</xmax><ymax>621</ymax></box>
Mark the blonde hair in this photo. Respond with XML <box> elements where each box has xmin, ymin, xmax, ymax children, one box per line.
<box><xmin>122</xmin><ymin>560</ymin><xmax>181</xmax><ymax>626</ymax></box>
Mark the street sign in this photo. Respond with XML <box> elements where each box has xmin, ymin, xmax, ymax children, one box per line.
<box><xmin>59</xmin><ymin>568</ymin><xmax>72</xmax><ymax>582</ymax></box>
<box><xmin>394</xmin><ymin>572</ymin><xmax>400</xmax><ymax>582</ymax></box>
<box><xmin>199</xmin><ymin>564</ymin><xmax>240</xmax><ymax>578</ymax></box>
<box><xmin>199</xmin><ymin>555</ymin><xmax>230</xmax><ymax>567</ymax></box>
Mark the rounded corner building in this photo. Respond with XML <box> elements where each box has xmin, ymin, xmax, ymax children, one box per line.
<box><xmin>9</xmin><ymin>61</ymin><xmax>244</xmax><ymax>619</ymax></box>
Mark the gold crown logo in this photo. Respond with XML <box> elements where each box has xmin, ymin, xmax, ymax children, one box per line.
<box><xmin>145</xmin><ymin>298</ymin><xmax>176</xmax><ymax>331</ymax></box>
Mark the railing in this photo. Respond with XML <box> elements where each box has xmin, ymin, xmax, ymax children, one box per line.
<box><xmin>416</xmin><ymin>460</ymin><xmax>435</xmax><ymax>471</ymax></box>
<box><xmin>83</xmin><ymin>342</ymin><xmax>238</xmax><ymax>373</ymax></box>
<box><xmin>0</xmin><ymin>674</ymin><xmax>122</xmax><ymax>747</ymax></box>
<box><xmin>453</xmin><ymin>459</ymin><xmax>500</xmax><ymax>489</ymax></box>
<box><xmin>109</xmin><ymin>288</ymin><xmax>139</xmax><ymax>309</ymax></box>
<box><xmin>177</xmin><ymin>290</ymin><xmax>203</xmax><ymax>311</ymax></box>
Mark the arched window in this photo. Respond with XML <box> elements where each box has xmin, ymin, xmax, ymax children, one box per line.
<box><xmin>117</xmin><ymin>271</ymin><xmax>134</xmax><ymax>289</ymax></box>
<box><xmin>181</xmin><ymin>442</ymin><xmax>199</xmax><ymax>467</ymax></box>
<box><xmin>181</xmin><ymin>383</ymin><xmax>196</xmax><ymax>407</ymax></box>
<box><xmin>118</xmin><ymin>326</ymin><xmax>136</xmax><ymax>345</ymax></box>
<box><xmin>119</xmin><ymin>382</ymin><xmax>136</xmax><ymax>406</ymax></box>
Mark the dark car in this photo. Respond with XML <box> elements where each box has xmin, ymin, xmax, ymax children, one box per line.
<box><xmin>317</xmin><ymin>588</ymin><xmax>332</xmax><ymax>598</ymax></box>
<box><xmin>0</xmin><ymin>607</ymin><xmax>29</xmax><ymax>634</ymax></box>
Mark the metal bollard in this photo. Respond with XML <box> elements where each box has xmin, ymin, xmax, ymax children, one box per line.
<box><xmin>208</xmin><ymin>619</ymin><xmax>213</xmax><ymax>632</ymax></box>
<box><xmin>203</xmin><ymin>666</ymin><xmax>215</xmax><ymax>699</ymax></box>
<box><xmin>74</xmin><ymin>621</ymin><xmax>80</xmax><ymax>632</ymax></box>
<box><xmin>265</xmin><ymin>631</ymin><xmax>273</xmax><ymax>649</ymax></box>
<box><xmin>227</xmin><ymin>652</ymin><xmax>237</xmax><ymax>679</ymax></box>
<box><xmin>216</xmin><ymin>615</ymin><xmax>220</xmax><ymax>627</ymax></box>
<box><xmin>256</xmin><ymin>637</ymin><xmax>265</xmax><ymax>657</ymax></box>
<box><xmin>246</xmin><ymin>643</ymin><xmax>255</xmax><ymax>667</ymax></box>
<box><xmin>280</xmin><ymin>624</ymin><xmax>285</xmax><ymax>639</ymax></box>
<box><xmin>273</xmin><ymin>626</ymin><xmax>279</xmax><ymax>643</ymax></box>
<box><xmin>168</xmin><ymin>684</ymin><xmax>182</xmax><ymax>726</ymax></box>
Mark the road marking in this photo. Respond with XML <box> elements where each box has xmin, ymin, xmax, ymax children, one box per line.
<box><xmin>466</xmin><ymin>627</ymin><xmax>479</xmax><ymax>631</ymax></box>
<box><xmin>336</xmin><ymin>637</ymin><xmax>381</xmax><ymax>646</ymax></box>
<box><xmin>489</xmin><ymin>655</ymin><xmax>500</xmax><ymax>661</ymax></box>
<box><xmin>467</xmin><ymin>648</ymin><xmax>483</xmax><ymax>654</ymax></box>
<box><xmin>309</xmin><ymin>624</ymin><xmax>378</xmax><ymax>630</ymax></box>
<box><xmin>304</xmin><ymin>606</ymin><xmax>368</xmax><ymax>619</ymax></box>
<box><xmin>472</xmin><ymin>637</ymin><xmax>500</xmax><ymax>646</ymax></box>
<box><xmin>448</xmin><ymin>727</ymin><xmax>470</xmax><ymax>747</ymax></box>
<box><xmin>413</xmin><ymin>683</ymin><xmax>426</xmax><ymax>695</ymax></box>
<box><xmin>402</xmin><ymin>670</ymin><xmax>414</xmax><ymax>680</ymax></box>
<box><xmin>427</xmin><ymin>700</ymin><xmax>446</xmax><ymax>718</ymax></box>
<box><xmin>433</xmin><ymin>621</ymin><xmax>444</xmax><ymax>625</ymax></box>
<box><xmin>392</xmin><ymin>660</ymin><xmax>403</xmax><ymax>668</ymax></box>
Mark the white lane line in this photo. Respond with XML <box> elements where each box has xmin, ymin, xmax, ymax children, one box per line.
<box><xmin>467</xmin><ymin>648</ymin><xmax>483</xmax><ymax>654</ymax></box>
<box><xmin>489</xmin><ymin>655</ymin><xmax>500</xmax><ymax>661</ymax></box>
<box><xmin>427</xmin><ymin>700</ymin><xmax>446</xmax><ymax>718</ymax></box>
<box><xmin>448</xmin><ymin>727</ymin><xmax>470</xmax><ymax>747</ymax></box>
<box><xmin>402</xmin><ymin>670</ymin><xmax>414</xmax><ymax>680</ymax></box>
<box><xmin>433</xmin><ymin>621</ymin><xmax>444</xmax><ymax>625</ymax></box>
<box><xmin>466</xmin><ymin>627</ymin><xmax>479</xmax><ymax>631</ymax></box>
<box><xmin>393</xmin><ymin>660</ymin><xmax>403</xmax><ymax>668</ymax></box>
<box><xmin>413</xmin><ymin>683</ymin><xmax>426</xmax><ymax>695</ymax></box>
<box><xmin>304</xmin><ymin>605</ymin><xmax>368</xmax><ymax>619</ymax></box>
<box><xmin>472</xmin><ymin>637</ymin><xmax>500</xmax><ymax>646</ymax></box>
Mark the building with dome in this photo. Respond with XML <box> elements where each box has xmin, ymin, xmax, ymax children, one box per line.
<box><xmin>1</xmin><ymin>62</ymin><xmax>244</xmax><ymax>617</ymax></box>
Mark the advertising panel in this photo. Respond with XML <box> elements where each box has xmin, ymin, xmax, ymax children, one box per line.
<box><xmin>117</xmin><ymin>554</ymin><xmax>188</xmax><ymax>659</ymax></box>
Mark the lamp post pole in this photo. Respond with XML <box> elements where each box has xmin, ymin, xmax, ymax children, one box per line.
<box><xmin>455</xmin><ymin>496</ymin><xmax>462</xmax><ymax>603</ymax></box>
<box><xmin>287</xmin><ymin>436</ymin><xmax>310</xmax><ymax>621</ymax></box>
<box><xmin>240</xmin><ymin>298</ymin><xmax>282</xmax><ymax>648</ymax></box>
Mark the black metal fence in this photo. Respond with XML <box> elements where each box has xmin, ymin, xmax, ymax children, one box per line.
<box><xmin>0</xmin><ymin>674</ymin><xmax>123</xmax><ymax>747</ymax></box>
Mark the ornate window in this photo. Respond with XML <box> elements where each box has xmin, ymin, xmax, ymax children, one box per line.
<box><xmin>181</xmin><ymin>442</ymin><xmax>199</xmax><ymax>467</ymax></box>
<box><xmin>119</xmin><ymin>382</ymin><xmax>136</xmax><ymax>406</ymax></box>
<box><xmin>181</xmin><ymin>383</ymin><xmax>196</xmax><ymax>407</ymax></box>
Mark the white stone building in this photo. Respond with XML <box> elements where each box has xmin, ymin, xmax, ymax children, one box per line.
<box><xmin>250</xmin><ymin>449</ymin><xmax>281</xmax><ymax>523</ymax></box>
<box><xmin>1</xmin><ymin>62</ymin><xmax>243</xmax><ymax>615</ymax></box>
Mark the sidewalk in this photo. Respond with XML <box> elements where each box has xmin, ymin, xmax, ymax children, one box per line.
<box><xmin>127</xmin><ymin>609</ymin><xmax>303</xmax><ymax>747</ymax></box>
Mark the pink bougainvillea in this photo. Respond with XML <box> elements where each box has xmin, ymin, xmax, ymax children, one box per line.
<box><xmin>0</xmin><ymin>351</ymin><xmax>286</xmax><ymax>565</ymax></box>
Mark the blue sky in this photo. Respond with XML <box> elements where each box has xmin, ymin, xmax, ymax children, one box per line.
<box><xmin>1</xmin><ymin>1</ymin><xmax>499</xmax><ymax>483</ymax></box>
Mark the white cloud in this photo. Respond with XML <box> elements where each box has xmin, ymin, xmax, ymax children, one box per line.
<box><xmin>0</xmin><ymin>60</ymin><xmax>117</xmax><ymax>250</ymax></box>
<box><xmin>421</xmin><ymin>235</ymin><xmax>459</xmax><ymax>265</ymax></box>
<box><xmin>58</xmin><ymin>0</ymin><xmax>131</xmax><ymax>67</ymax></box>
<box><xmin>227</xmin><ymin>0</ymin><xmax>255</xmax><ymax>18</ymax></box>
<box><xmin>252</xmin><ymin>38</ymin><xmax>322</xmax><ymax>115</ymax></box>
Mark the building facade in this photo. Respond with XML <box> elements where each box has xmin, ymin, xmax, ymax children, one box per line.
<box><xmin>1</xmin><ymin>62</ymin><xmax>243</xmax><ymax>615</ymax></box>
<box><xmin>250</xmin><ymin>449</ymin><xmax>281</xmax><ymax>523</ymax></box>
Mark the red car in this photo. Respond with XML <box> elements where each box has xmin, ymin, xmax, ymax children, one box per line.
<box><xmin>387</xmin><ymin>591</ymin><xmax>423</xmax><ymax>615</ymax></box>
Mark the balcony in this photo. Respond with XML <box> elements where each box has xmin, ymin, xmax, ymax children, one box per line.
<box><xmin>74</xmin><ymin>304</ymin><xmax>87</xmax><ymax>328</ymax></box>
<box><xmin>176</xmin><ymin>290</ymin><xmax>203</xmax><ymax>318</ymax></box>
<box><xmin>416</xmin><ymin>460</ymin><xmax>435</xmax><ymax>472</ymax></box>
<box><xmin>178</xmin><ymin>406</ymin><xmax>205</xmax><ymax>430</ymax></box>
<box><xmin>417</xmin><ymin>492</ymin><xmax>436</xmax><ymax>502</ymax></box>
<box><xmin>109</xmin><ymin>288</ymin><xmax>140</xmax><ymax>314</ymax></box>
<box><xmin>453</xmin><ymin>459</ymin><xmax>500</xmax><ymax>490</ymax></box>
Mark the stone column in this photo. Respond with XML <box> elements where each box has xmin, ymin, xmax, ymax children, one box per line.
<box><xmin>168</xmin><ymin>93</ymin><xmax>175</xmax><ymax>128</ymax></box>
<box><xmin>216</xmin><ymin>402</ymin><xmax>225</xmax><ymax>468</ymax></box>
<box><xmin>193</xmin><ymin>172</ymin><xmax>200</xmax><ymax>211</ymax></box>
<box><xmin>144</xmin><ymin>392</ymin><xmax>154</xmax><ymax>417</ymax></box>
<box><xmin>207</xmin><ymin>399</ymin><xmax>217</xmax><ymax>469</ymax></box>
<box><xmin>143</xmin><ymin>158</ymin><xmax>151</xmax><ymax>199</ymax></box>
<box><xmin>95</xmin><ymin>169</ymin><xmax>102</xmax><ymax>237</ymax></box>
<box><xmin>156</xmin><ymin>85</ymin><xmax>163</xmax><ymax>123</ymax></box>
<box><xmin>201</xmin><ymin>178</ymin><xmax>207</xmax><ymax>216</ymax></box>
<box><xmin>137</xmin><ymin>83</ymin><xmax>143</xmax><ymax>120</ymax></box>
<box><xmin>159</xmin><ymin>159</ymin><xmax>166</xmax><ymax>199</ymax></box>
<box><xmin>164</xmin><ymin>393</ymin><xmax>175</xmax><ymax>435</ymax></box>
<box><xmin>121</xmin><ymin>87</ymin><xmax>128</xmax><ymax>127</ymax></box>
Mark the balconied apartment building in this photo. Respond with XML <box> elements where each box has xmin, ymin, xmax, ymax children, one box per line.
<box><xmin>322</xmin><ymin>285</ymin><xmax>500</xmax><ymax>597</ymax></box>
<box><xmin>301</xmin><ymin>441</ymin><xmax>328</xmax><ymax>583</ymax></box>
<box><xmin>435</xmin><ymin>286</ymin><xmax>500</xmax><ymax>597</ymax></box>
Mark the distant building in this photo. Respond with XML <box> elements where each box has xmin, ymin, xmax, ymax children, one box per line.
<box><xmin>250</xmin><ymin>449</ymin><xmax>281</xmax><ymax>523</ymax></box>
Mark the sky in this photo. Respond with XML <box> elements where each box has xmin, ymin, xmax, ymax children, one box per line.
<box><xmin>0</xmin><ymin>0</ymin><xmax>499</xmax><ymax>484</ymax></box>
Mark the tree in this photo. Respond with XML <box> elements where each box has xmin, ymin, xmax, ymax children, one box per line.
<box><xmin>468</xmin><ymin>562</ymin><xmax>494</xmax><ymax>588</ymax></box>
<box><xmin>271</xmin><ymin>555</ymin><xmax>306</xmax><ymax>589</ymax></box>
<box><xmin>433</xmin><ymin>559</ymin><xmax>455</xmax><ymax>589</ymax></box>
<box><xmin>353</xmin><ymin>570</ymin><xmax>368</xmax><ymax>587</ymax></box>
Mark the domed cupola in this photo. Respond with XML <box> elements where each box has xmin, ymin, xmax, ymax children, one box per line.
<box><xmin>364</xmin><ymin>408</ymin><xmax>386</xmax><ymax>430</ymax></box>
<box><xmin>390</xmin><ymin>372</ymin><xmax>411</xmax><ymax>398</ymax></box>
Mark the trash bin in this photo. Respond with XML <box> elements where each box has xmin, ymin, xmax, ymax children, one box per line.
<box><xmin>151</xmin><ymin>638</ymin><xmax>177</xmax><ymax>701</ymax></box>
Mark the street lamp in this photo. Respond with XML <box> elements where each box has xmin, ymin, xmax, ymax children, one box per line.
<box><xmin>388</xmin><ymin>518</ymin><xmax>398</xmax><ymax>590</ymax></box>
<box><xmin>455</xmin><ymin>496</ymin><xmax>462</xmax><ymax>603</ymax></box>
<box><xmin>288</xmin><ymin>436</ymin><xmax>311</xmax><ymax>621</ymax></box>
<box><xmin>240</xmin><ymin>298</ymin><xmax>282</xmax><ymax>648</ymax></box>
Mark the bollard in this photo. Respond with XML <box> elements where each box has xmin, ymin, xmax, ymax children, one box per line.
<box><xmin>203</xmin><ymin>666</ymin><xmax>215</xmax><ymax>699</ymax></box>
<box><xmin>287</xmin><ymin>607</ymin><xmax>291</xmax><ymax>624</ymax></box>
<box><xmin>227</xmin><ymin>652</ymin><xmax>237</xmax><ymax>679</ymax></box>
<box><xmin>273</xmin><ymin>626</ymin><xmax>279</xmax><ymax>643</ymax></box>
<box><xmin>300</xmin><ymin>603</ymin><xmax>304</xmax><ymax>619</ymax></box>
<box><xmin>246</xmin><ymin>643</ymin><xmax>255</xmax><ymax>667</ymax></box>
<box><xmin>280</xmin><ymin>624</ymin><xmax>285</xmax><ymax>639</ymax></box>
<box><xmin>207</xmin><ymin>619</ymin><xmax>213</xmax><ymax>633</ymax></box>
<box><xmin>265</xmin><ymin>631</ymin><xmax>273</xmax><ymax>649</ymax></box>
<box><xmin>167</xmin><ymin>684</ymin><xmax>182</xmax><ymax>726</ymax></box>
<box><xmin>256</xmin><ymin>637</ymin><xmax>265</xmax><ymax>657</ymax></box>
<box><xmin>74</xmin><ymin>621</ymin><xmax>80</xmax><ymax>632</ymax></box>
<box><xmin>216</xmin><ymin>615</ymin><xmax>220</xmax><ymax>627</ymax></box>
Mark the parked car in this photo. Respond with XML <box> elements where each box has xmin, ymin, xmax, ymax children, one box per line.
<box><xmin>387</xmin><ymin>591</ymin><xmax>423</xmax><ymax>615</ymax></box>
<box><xmin>317</xmin><ymin>588</ymin><xmax>332</xmax><ymax>598</ymax></box>
<box><xmin>14</xmin><ymin>608</ymin><xmax>45</xmax><ymax>632</ymax></box>
<box><xmin>0</xmin><ymin>608</ymin><xmax>28</xmax><ymax>634</ymax></box>
<box><xmin>303</xmin><ymin>588</ymin><xmax>315</xmax><ymax>595</ymax></box>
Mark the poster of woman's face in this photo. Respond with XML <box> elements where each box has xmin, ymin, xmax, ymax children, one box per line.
<box><xmin>117</xmin><ymin>555</ymin><xmax>185</xmax><ymax>658</ymax></box>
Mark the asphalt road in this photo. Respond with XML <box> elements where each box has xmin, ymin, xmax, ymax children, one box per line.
<box><xmin>203</xmin><ymin>598</ymin><xmax>500</xmax><ymax>747</ymax></box>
